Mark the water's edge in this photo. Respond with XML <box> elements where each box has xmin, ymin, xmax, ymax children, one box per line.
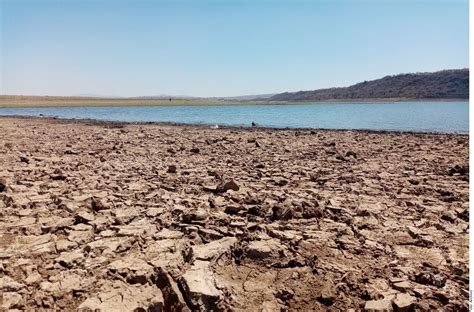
<box><xmin>1</xmin><ymin>115</ymin><xmax>468</xmax><ymax>136</ymax></box>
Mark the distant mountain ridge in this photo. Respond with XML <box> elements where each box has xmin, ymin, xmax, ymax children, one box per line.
<box><xmin>269</xmin><ymin>69</ymin><xmax>469</xmax><ymax>101</ymax></box>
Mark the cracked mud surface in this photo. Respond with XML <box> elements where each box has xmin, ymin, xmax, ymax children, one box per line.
<box><xmin>0</xmin><ymin>116</ymin><xmax>469</xmax><ymax>311</ymax></box>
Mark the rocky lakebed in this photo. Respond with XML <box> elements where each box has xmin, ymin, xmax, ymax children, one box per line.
<box><xmin>0</xmin><ymin>116</ymin><xmax>469</xmax><ymax>311</ymax></box>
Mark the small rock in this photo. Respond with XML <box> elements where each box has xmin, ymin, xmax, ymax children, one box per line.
<box><xmin>364</xmin><ymin>299</ymin><xmax>393</xmax><ymax>312</ymax></box>
<box><xmin>316</xmin><ymin>290</ymin><xmax>335</xmax><ymax>306</ymax></box>
<box><xmin>167</xmin><ymin>165</ymin><xmax>177</xmax><ymax>173</ymax></box>
<box><xmin>56</xmin><ymin>239</ymin><xmax>78</xmax><ymax>252</ymax></box>
<box><xmin>90</xmin><ymin>197</ymin><xmax>109</xmax><ymax>211</ymax></box>
<box><xmin>19</xmin><ymin>155</ymin><xmax>29</xmax><ymax>163</ymax></box>
<box><xmin>414</xmin><ymin>272</ymin><xmax>446</xmax><ymax>288</ymax></box>
<box><xmin>54</xmin><ymin>249</ymin><xmax>84</xmax><ymax>268</ymax></box>
<box><xmin>441</xmin><ymin>211</ymin><xmax>457</xmax><ymax>223</ymax></box>
<box><xmin>345</xmin><ymin>151</ymin><xmax>357</xmax><ymax>158</ymax></box>
<box><xmin>154</xmin><ymin>268</ymin><xmax>189</xmax><ymax>311</ymax></box>
<box><xmin>75</xmin><ymin>211</ymin><xmax>95</xmax><ymax>224</ymax></box>
<box><xmin>392</xmin><ymin>293</ymin><xmax>416</xmax><ymax>312</ymax></box>
<box><xmin>25</xmin><ymin>272</ymin><xmax>42</xmax><ymax>285</ymax></box>
<box><xmin>193</xmin><ymin>237</ymin><xmax>237</xmax><ymax>260</ymax></box>
<box><xmin>50</xmin><ymin>174</ymin><xmax>67</xmax><ymax>181</ymax></box>
<box><xmin>78</xmin><ymin>281</ymin><xmax>164</xmax><ymax>311</ymax></box>
<box><xmin>1</xmin><ymin>292</ymin><xmax>22</xmax><ymax>310</ymax></box>
<box><xmin>224</xmin><ymin>205</ymin><xmax>244</xmax><ymax>215</ymax></box>
<box><xmin>190</xmin><ymin>147</ymin><xmax>200</xmax><ymax>154</ymax></box>
<box><xmin>1</xmin><ymin>276</ymin><xmax>26</xmax><ymax>291</ymax></box>
<box><xmin>182</xmin><ymin>209</ymin><xmax>208</xmax><ymax>223</ymax></box>
<box><xmin>406</xmin><ymin>226</ymin><xmax>422</xmax><ymax>238</ymax></box>
<box><xmin>448</xmin><ymin>165</ymin><xmax>468</xmax><ymax>176</ymax></box>
<box><xmin>216</xmin><ymin>180</ymin><xmax>239</xmax><ymax>193</ymax></box>
<box><xmin>457</xmin><ymin>208</ymin><xmax>469</xmax><ymax>221</ymax></box>
<box><xmin>392</xmin><ymin>281</ymin><xmax>412</xmax><ymax>292</ymax></box>
<box><xmin>413</xmin><ymin>288</ymin><xmax>427</xmax><ymax>298</ymax></box>
<box><xmin>0</xmin><ymin>178</ymin><xmax>6</xmax><ymax>192</ymax></box>
<box><xmin>303</xmin><ymin>205</ymin><xmax>324</xmax><ymax>219</ymax></box>
<box><xmin>271</xmin><ymin>205</ymin><xmax>293</xmax><ymax>220</ymax></box>
<box><xmin>432</xmin><ymin>291</ymin><xmax>450</xmax><ymax>304</ymax></box>
<box><xmin>179</xmin><ymin>260</ymin><xmax>221</xmax><ymax>310</ymax></box>
<box><xmin>275</xmin><ymin>288</ymin><xmax>294</xmax><ymax>301</ymax></box>
<box><xmin>245</xmin><ymin>238</ymin><xmax>283</xmax><ymax>260</ymax></box>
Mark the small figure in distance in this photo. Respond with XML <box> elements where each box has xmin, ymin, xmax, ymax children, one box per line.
<box><xmin>169</xmin><ymin>97</ymin><xmax>172</xmax><ymax>102</ymax></box>
<box><xmin>251</xmin><ymin>121</ymin><xmax>257</xmax><ymax>127</ymax></box>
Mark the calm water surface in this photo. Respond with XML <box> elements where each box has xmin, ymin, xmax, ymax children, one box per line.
<box><xmin>0</xmin><ymin>101</ymin><xmax>468</xmax><ymax>133</ymax></box>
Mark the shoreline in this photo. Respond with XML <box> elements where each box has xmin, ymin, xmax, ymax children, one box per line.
<box><xmin>0</xmin><ymin>96</ymin><xmax>468</xmax><ymax>108</ymax></box>
<box><xmin>0</xmin><ymin>115</ymin><xmax>469</xmax><ymax>135</ymax></box>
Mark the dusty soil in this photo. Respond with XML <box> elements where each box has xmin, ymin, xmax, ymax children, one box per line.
<box><xmin>0</xmin><ymin>116</ymin><xmax>469</xmax><ymax>311</ymax></box>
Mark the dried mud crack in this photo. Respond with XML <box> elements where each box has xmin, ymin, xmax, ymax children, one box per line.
<box><xmin>0</xmin><ymin>117</ymin><xmax>469</xmax><ymax>311</ymax></box>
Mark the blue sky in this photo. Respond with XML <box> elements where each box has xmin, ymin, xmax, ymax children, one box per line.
<box><xmin>0</xmin><ymin>0</ymin><xmax>469</xmax><ymax>97</ymax></box>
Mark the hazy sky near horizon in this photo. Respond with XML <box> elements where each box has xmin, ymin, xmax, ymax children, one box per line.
<box><xmin>1</xmin><ymin>0</ymin><xmax>469</xmax><ymax>97</ymax></box>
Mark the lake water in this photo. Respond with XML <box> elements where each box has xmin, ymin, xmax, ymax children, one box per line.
<box><xmin>0</xmin><ymin>101</ymin><xmax>469</xmax><ymax>133</ymax></box>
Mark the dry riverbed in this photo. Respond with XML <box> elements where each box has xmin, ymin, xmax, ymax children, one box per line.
<box><xmin>0</xmin><ymin>116</ymin><xmax>469</xmax><ymax>311</ymax></box>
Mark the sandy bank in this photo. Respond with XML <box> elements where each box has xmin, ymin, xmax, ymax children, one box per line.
<box><xmin>0</xmin><ymin>95</ymin><xmax>466</xmax><ymax>108</ymax></box>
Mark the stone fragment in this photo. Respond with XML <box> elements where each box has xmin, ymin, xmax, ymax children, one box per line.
<box><xmin>413</xmin><ymin>288</ymin><xmax>427</xmax><ymax>298</ymax></box>
<box><xmin>19</xmin><ymin>155</ymin><xmax>29</xmax><ymax>163</ymax></box>
<box><xmin>41</xmin><ymin>217</ymin><xmax>75</xmax><ymax>233</ymax></box>
<box><xmin>441</xmin><ymin>211</ymin><xmax>457</xmax><ymax>223</ymax></box>
<box><xmin>215</xmin><ymin>180</ymin><xmax>239</xmax><ymax>193</ymax></box>
<box><xmin>154</xmin><ymin>267</ymin><xmax>190</xmax><ymax>311</ymax></box>
<box><xmin>192</xmin><ymin>237</ymin><xmax>237</xmax><ymax>260</ymax></box>
<box><xmin>154</xmin><ymin>228</ymin><xmax>184</xmax><ymax>240</ymax></box>
<box><xmin>364</xmin><ymin>299</ymin><xmax>393</xmax><ymax>312</ymax></box>
<box><xmin>108</xmin><ymin>257</ymin><xmax>153</xmax><ymax>284</ymax></box>
<box><xmin>414</xmin><ymin>272</ymin><xmax>447</xmax><ymax>288</ymax></box>
<box><xmin>89</xmin><ymin>197</ymin><xmax>109</xmax><ymax>211</ymax></box>
<box><xmin>224</xmin><ymin>205</ymin><xmax>244</xmax><ymax>215</ymax></box>
<box><xmin>56</xmin><ymin>239</ymin><xmax>77</xmax><ymax>252</ymax></box>
<box><xmin>448</xmin><ymin>165</ymin><xmax>468</xmax><ymax>176</ymax></box>
<box><xmin>182</xmin><ymin>209</ymin><xmax>208</xmax><ymax>223</ymax></box>
<box><xmin>1</xmin><ymin>292</ymin><xmax>22</xmax><ymax>310</ymax></box>
<box><xmin>392</xmin><ymin>293</ymin><xmax>416</xmax><ymax>312</ymax></box>
<box><xmin>167</xmin><ymin>164</ymin><xmax>177</xmax><ymax>173</ymax></box>
<box><xmin>1</xmin><ymin>276</ymin><xmax>26</xmax><ymax>291</ymax></box>
<box><xmin>245</xmin><ymin>238</ymin><xmax>283</xmax><ymax>260</ymax></box>
<box><xmin>198</xmin><ymin>228</ymin><xmax>223</xmax><ymax>240</ymax></box>
<box><xmin>0</xmin><ymin>178</ymin><xmax>6</xmax><ymax>192</ymax></box>
<box><xmin>392</xmin><ymin>281</ymin><xmax>412</xmax><ymax>292</ymax></box>
<box><xmin>276</xmin><ymin>288</ymin><xmax>294</xmax><ymax>301</ymax></box>
<box><xmin>78</xmin><ymin>281</ymin><xmax>163</xmax><ymax>312</ymax></box>
<box><xmin>75</xmin><ymin>211</ymin><xmax>95</xmax><ymax>223</ymax></box>
<box><xmin>146</xmin><ymin>207</ymin><xmax>165</xmax><ymax>217</ymax></box>
<box><xmin>179</xmin><ymin>260</ymin><xmax>221</xmax><ymax>310</ymax></box>
<box><xmin>54</xmin><ymin>249</ymin><xmax>84</xmax><ymax>268</ymax></box>
<box><xmin>25</xmin><ymin>272</ymin><xmax>42</xmax><ymax>285</ymax></box>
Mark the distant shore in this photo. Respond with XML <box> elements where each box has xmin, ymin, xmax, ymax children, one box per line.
<box><xmin>0</xmin><ymin>95</ymin><xmax>468</xmax><ymax>108</ymax></box>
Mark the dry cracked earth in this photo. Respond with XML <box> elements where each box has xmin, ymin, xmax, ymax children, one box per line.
<box><xmin>0</xmin><ymin>116</ymin><xmax>469</xmax><ymax>311</ymax></box>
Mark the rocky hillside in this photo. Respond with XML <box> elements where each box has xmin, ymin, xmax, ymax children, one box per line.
<box><xmin>269</xmin><ymin>69</ymin><xmax>469</xmax><ymax>101</ymax></box>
